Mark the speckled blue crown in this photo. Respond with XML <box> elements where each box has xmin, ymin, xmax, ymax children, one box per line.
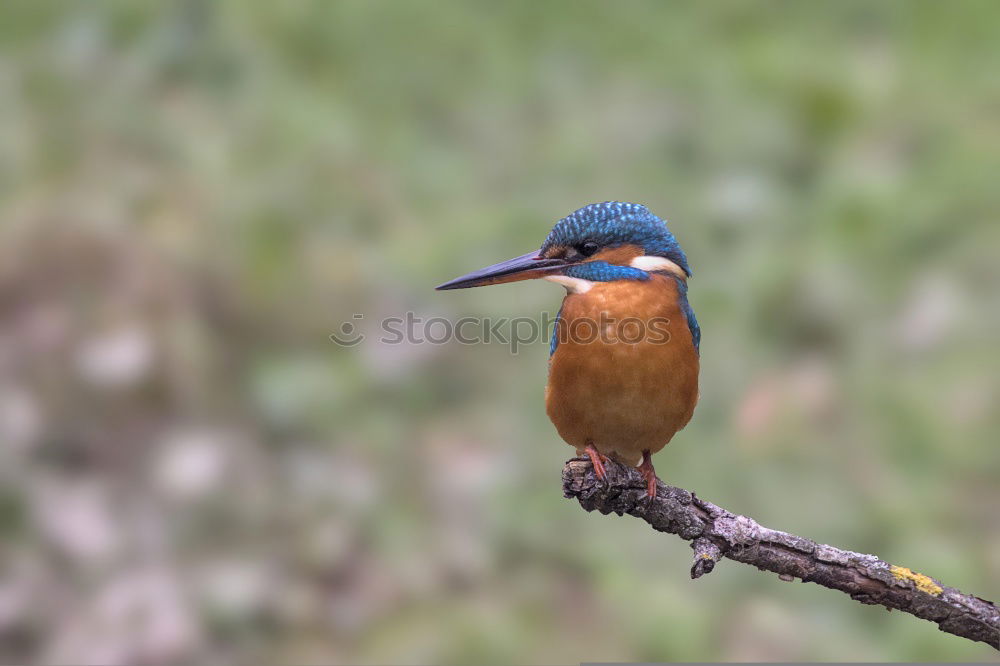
<box><xmin>541</xmin><ymin>201</ymin><xmax>691</xmax><ymax>277</ymax></box>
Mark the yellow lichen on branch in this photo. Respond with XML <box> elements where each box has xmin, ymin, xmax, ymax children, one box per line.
<box><xmin>889</xmin><ymin>565</ymin><xmax>943</xmax><ymax>596</ymax></box>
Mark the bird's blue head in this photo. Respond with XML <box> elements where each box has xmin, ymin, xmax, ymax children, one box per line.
<box><xmin>540</xmin><ymin>201</ymin><xmax>690</xmax><ymax>276</ymax></box>
<box><xmin>436</xmin><ymin>202</ymin><xmax>690</xmax><ymax>291</ymax></box>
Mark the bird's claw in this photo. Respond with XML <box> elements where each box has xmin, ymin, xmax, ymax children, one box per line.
<box><xmin>638</xmin><ymin>449</ymin><xmax>658</xmax><ymax>500</ymax></box>
<box><xmin>584</xmin><ymin>443</ymin><xmax>611</xmax><ymax>483</ymax></box>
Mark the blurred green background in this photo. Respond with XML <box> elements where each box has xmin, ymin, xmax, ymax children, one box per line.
<box><xmin>0</xmin><ymin>1</ymin><xmax>998</xmax><ymax>663</ymax></box>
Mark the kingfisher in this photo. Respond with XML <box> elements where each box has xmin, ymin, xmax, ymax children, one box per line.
<box><xmin>436</xmin><ymin>202</ymin><xmax>699</xmax><ymax>498</ymax></box>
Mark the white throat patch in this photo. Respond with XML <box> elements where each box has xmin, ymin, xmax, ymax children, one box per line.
<box><xmin>543</xmin><ymin>274</ymin><xmax>594</xmax><ymax>294</ymax></box>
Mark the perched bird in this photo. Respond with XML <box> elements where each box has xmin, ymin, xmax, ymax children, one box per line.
<box><xmin>437</xmin><ymin>202</ymin><xmax>699</xmax><ymax>498</ymax></box>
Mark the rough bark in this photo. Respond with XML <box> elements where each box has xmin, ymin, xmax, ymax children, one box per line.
<box><xmin>562</xmin><ymin>457</ymin><xmax>1000</xmax><ymax>649</ymax></box>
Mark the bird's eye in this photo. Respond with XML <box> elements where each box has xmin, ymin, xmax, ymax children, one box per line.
<box><xmin>578</xmin><ymin>241</ymin><xmax>599</xmax><ymax>257</ymax></box>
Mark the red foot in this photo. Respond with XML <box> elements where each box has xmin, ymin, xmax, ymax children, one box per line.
<box><xmin>638</xmin><ymin>449</ymin><xmax>658</xmax><ymax>499</ymax></box>
<box><xmin>584</xmin><ymin>443</ymin><xmax>611</xmax><ymax>481</ymax></box>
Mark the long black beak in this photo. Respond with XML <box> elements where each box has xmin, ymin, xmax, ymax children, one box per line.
<box><xmin>436</xmin><ymin>250</ymin><xmax>567</xmax><ymax>290</ymax></box>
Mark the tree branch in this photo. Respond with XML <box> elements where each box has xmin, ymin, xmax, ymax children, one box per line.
<box><xmin>562</xmin><ymin>457</ymin><xmax>1000</xmax><ymax>649</ymax></box>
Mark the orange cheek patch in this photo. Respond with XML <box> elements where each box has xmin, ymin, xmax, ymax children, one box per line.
<box><xmin>589</xmin><ymin>244</ymin><xmax>644</xmax><ymax>266</ymax></box>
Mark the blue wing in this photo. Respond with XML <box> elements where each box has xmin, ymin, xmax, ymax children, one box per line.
<box><xmin>549</xmin><ymin>304</ymin><xmax>562</xmax><ymax>357</ymax></box>
<box><xmin>673</xmin><ymin>275</ymin><xmax>700</xmax><ymax>354</ymax></box>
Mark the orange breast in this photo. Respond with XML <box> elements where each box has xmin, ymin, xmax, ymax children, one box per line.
<box><xmin>545</xmin><ymin>274</ymin><xmax>699</xmax><ymax>465</ymax></box>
